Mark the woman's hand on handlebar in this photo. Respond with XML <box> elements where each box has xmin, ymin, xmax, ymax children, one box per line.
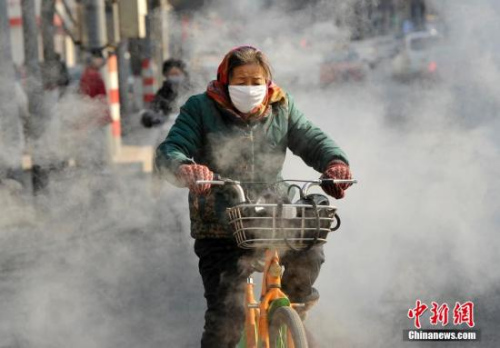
<box><xmin>176</xmin><ymin>164</ymin><xmax>214</xmax><ymax>195</ymax></box>
<box><xmin>321</xmin><ymin>160</ymin><xmax>353</xmax><ymax>199</ymax></box>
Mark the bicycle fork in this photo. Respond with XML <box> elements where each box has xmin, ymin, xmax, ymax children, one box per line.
<box><xmin>245</xmin><ymin>278</ymin><xmax>259</xmax><ymax>348</ymax></box>
<box><xmin>244</xmin><ymin>250</ymin><xmax>293</xmax><ymax>348</ymax></box>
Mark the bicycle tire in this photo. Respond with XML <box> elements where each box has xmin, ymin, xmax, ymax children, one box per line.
<box><xmin>269</xmin><ymin>306</ymin><xmax>308</xmax><ymax>348</ymax></box>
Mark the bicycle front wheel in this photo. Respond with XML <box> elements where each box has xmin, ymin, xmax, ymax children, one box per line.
<box><xmin>269</xmin><ymin>306</ymin><xmax>308</xmax><ymax>348</ymax></box>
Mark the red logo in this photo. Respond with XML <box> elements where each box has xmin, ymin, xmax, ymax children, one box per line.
<box><xmin>453</xmin><ymin>301</ymin><xmax>475</xmax><ymax>328</ymax></box>
<box><xmin>408</xmin><ymin>300</ymin><xmax>428</xmax><ymax>329</ymax></box>
<box><xmin>430</xmin><ymin>302</ymin><xmax>449</xmax><ymax>326</ymax></box>
<box><xmin>408</xmin><ymin>300</ymin><xmax>475</xmax><ymax>328</ymax></box>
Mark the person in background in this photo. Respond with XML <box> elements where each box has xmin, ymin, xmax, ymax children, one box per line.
<box><xmin>42</xmin><ymin>53</ymin><xmax>70</xmax><ymax>96</ymax></box>
<box><xmin>80</xmin><ymin>50</ymin><xmax>106</xmax><ymax>98</ymax></box>
<box><xmin>77</xmin><ymin>49</ymin><xmax>112</xmax><ymax>169</ymax></box>
<box><xmin>141</xmin><ymin>58</ymin><xmax>190</xmax><ymax>128</ymax></box>
<box><xmin>79</xmin><ymin>49</ymin><xmax>112</xmax><ymax>128</ymax></box>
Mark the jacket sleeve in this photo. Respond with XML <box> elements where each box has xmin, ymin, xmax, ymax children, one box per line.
<box><xmin>154</xmin><ymin>96</ymin><xmax>203</xmax><ymax>185</ymax></box>
<box><xmin>287</xmin><ymin>94</ymin><xmax>349</xmax><ymax>173</ymax></box>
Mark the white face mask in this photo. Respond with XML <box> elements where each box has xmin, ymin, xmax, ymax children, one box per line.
<box><xmin>166</xmin><ymin>75</ymin><xmax>185</xmax><ymax>84</ymax></box>
<box><xmin>228</xmin><ymin>85</ymin><xmax>267</xmax><ymax>114</ymax></box>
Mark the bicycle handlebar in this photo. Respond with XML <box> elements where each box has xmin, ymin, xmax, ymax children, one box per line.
<box><xmin>196</xmin><ymin>179</ymin><xmax>358</xmax><ymax>185</ymax></box>
<box><xmin>195</xmin><ymin>178</ymin><xmax>357</xmax><ymax>203</ymax></box>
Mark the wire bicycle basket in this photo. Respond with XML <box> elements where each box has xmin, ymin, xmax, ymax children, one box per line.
<box><xmin>227</xmin><ymin>202</ymin><xmax>338</xmax><ymax>249</ymax></box>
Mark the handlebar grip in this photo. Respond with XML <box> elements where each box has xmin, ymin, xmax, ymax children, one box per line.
<box><xmin>321</xmin><ymin>179</ymin><xmax>358</xmax><ymax>185</ymax></box>
<box><xmin>195</xmin><ymin>180</ymin><xmax>225</xmax><ymax>185</ymax></box>
<box><xmin>195</xmin><ymin>173</ymin><xmax>225</xmax><ymax>185</ymax></box>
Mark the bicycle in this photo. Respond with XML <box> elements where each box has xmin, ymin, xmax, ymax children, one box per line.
<box><xmin>196</xmin><ymin>177</ymin><xmax>357</xmax><ymax>348</ymax></box>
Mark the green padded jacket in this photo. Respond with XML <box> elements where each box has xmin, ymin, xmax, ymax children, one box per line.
<box><xmin>155</xmin><ymin>92</ymin><xmax>349</xmax><ymax>239</ymax></box>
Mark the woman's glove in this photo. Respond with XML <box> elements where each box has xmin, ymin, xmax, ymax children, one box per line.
<box><xmin>320</xmin><ymin>160</ymin><xmax>352</xmax><ymax>199</ymax></box>
<box><xmin>176</xmin><ymin>164</ymin><xmax>214</xmax><ymax>195</ymax></box>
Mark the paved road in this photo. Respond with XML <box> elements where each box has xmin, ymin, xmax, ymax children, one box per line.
<box><xmin>0</xmin><ymin>167</ymin><xmax>204</xmax><ymax>348</ymax></box>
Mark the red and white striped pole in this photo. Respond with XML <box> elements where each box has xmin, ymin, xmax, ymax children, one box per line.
<box><xmin>107</xmin><ymin>53</ymin><xmax>121</xmax><ymax>156</ymax></box>
<box><xmin>142</xmin><ymin>58</ymin><xmax>156</xmax><ymax>108</ymax></box>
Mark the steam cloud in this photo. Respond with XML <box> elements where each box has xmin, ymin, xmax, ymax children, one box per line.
<box><xmin>1</xmin><ymin>0</ymin><xmax>499</xmax><ymax>347</ymax></box>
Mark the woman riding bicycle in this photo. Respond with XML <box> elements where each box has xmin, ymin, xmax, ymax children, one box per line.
<box><xmin>155</xmin><ymin>46</ymin><xmax>353</xmax><ymax>348</ymax></box>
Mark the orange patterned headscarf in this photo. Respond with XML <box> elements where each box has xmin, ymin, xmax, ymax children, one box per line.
<box><xmin>207</xmin><ymin>46</ymin><xmax>287</xmax><ymax>122</ymax></box>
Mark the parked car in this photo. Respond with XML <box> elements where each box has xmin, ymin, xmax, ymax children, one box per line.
<box><xmin>319</xmin><ymin>49</ymin><xmax>368</xmax><ymax>86</ymax></box>
<box><xmin>391</xmin><ymin>31</ymin><xmax>444</xmax><ymax>81</ymax></box>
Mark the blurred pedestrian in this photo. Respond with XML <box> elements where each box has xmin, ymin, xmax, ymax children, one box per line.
<box><xmin>80</xmin><ymin>50</ymin><xmax>106</xmax><ymax>98</ymax></box>
<box><xmin>79</xmin><ymin>49</ymin><xmax>112</xmax><ymax>127</ymax></box>
<box><xmin>141</xmin><ymin>58</ymin><xmax>190</xmax><ymax>128</ymax></box>
<box><xmin>42</xmin><ymin>53</ymin><xmax>70</xmax><ymax>96</ymax></box>
<box><xmin>76</xmin><ymin>49</ymin><xmax>112</xmax><ymax>169</ymax></box>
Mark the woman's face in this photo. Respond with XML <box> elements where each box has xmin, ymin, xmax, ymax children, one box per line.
<box><xmin>229</xmin><ymin>63</ymin><xmax>267</xmax><ymax>86</ymax></box>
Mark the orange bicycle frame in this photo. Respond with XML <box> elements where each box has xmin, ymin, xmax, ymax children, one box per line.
<box><xmin>243</xmin><ymin>249</ymin><xmax>291</xmax><ymax>348</ymax></box>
